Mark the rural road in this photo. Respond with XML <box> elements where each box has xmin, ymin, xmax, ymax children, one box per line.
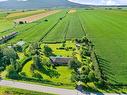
<box><xmin>0</xmin><ymin>80</ymin><xmax>126</xmax><ymax>95</ymax></box>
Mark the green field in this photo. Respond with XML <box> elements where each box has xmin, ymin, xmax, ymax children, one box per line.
<box><xmin>0</xmin><ymin>12</ymin><xmax>13</xmax><ymax>32</ymax></box>
<box><xmin>0</xmin><ymin>10</ymin><xmax>46</xmax><ymax>34</ymax></box>
<box><xmin>78</xmin><ymin>9</ymin><xmax>127</xmax><ymax>84</ymax></box>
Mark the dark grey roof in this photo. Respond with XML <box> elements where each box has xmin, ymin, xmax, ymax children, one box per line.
<box><xmin>50</xmin><ymin>57</ymin><xmax>72</xmax><ymax>64</ymax></box>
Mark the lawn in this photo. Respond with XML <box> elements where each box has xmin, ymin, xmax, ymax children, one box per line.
<box><xmin>41</xmin><ymin>41</ymin><xmax>76</xmax><ymax>57</ymax></box>
<box><xmin>78</xmin><ymin>9</ymin><xmax>127</xmax><ymax>84</ymax></box>
<box><xmin>22</xmin><ymin>60</ymin><xmax>74</xmax><ymax>88</ymax></box>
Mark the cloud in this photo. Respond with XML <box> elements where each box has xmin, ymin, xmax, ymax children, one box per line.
<box><xmin>0</xmin><ymin>0</ymin><xmax>8</xmax><ymax>2</ymax></box>
<box><xmin>68</xmin><ymin>0</ymin><xmax>127</xmax><ymax>5</ymax></box>
<box><xmin>17</xmin><ymin>0</ymin><xmax>28</xmax><ymax>1</ymax></box>
<box><xmin>0</xmin><ymin>0</ymin><xmax>28</xmax><ymax>2</ymax></box>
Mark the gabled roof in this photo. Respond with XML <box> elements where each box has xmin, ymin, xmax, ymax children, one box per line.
<box><xmin>50</xmin><ymin>56</ymin><xmax>73</xmax><ymax>64</ymax></box>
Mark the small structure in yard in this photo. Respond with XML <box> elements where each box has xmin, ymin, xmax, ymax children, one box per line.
<box><xmin>16</xmin><ymin>41</ymin><xmax>25</xmax><ymax>46</ymax></box>
<box><xmin>76</xmin><ymin>43</ymin><xmax>80</xmax><ymax>47</ymax></box>
<box><xmin>50</xmin><ymin>56</ymin><xmax>73</xmax><ymax>65</ymax></box>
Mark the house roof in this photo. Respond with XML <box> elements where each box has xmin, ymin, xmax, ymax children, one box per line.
<box><xmin>50</xmin><ymin>57</ymin><xmax>73</xmax><ymax>64</ymax></box>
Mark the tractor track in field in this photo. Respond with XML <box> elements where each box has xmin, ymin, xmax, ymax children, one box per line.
<box><xmin>77</xmin><ymin>13</ymin><xmax>87</xmax><ymax>36</ymax></box>
<box><xmin>40</xmin><ymin>13</ymin><xmax>68</xmax><ymax>42</ymax></box>
<box><xmin>39</xmin><ymin>19</ymin><xmax>60</xmax><ymax>42</ymax></box>
<box><xmin>64</xmin><ymin>20</ymin><xmax>70</xmax><ymax>41</ymax></box>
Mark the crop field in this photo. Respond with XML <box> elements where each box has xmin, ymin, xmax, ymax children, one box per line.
<box><xmin>14</xmin><ymin>10</ymin><xmax>61</xmax><ymax>23</ymax></box>
<box><xmin>78</xmin><ymin>9</ymin><xmax>127</xmax><ymax>84</ymax></box>
<box><xmin>0</xmin><ymin>12</ymin><xmax>13</xmax><ymax>32</ymax></box>
<box><xmin>6</xmin><ymin>9</ymin><xmax>46</xmax><ymax>19</ymax></box>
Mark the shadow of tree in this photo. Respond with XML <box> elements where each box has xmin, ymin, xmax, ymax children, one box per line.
<box><xmin>19</xmin><ymin>76</ymin><xmax>74</xmax><ymax>87</ymax></box>
<box><xmin>81</xmin><ymin>85</ymin><xmax>104</xmax><ymax>95</ymax></box>
<box><xmin>39</xmin><ymin>65</ymin><xmax>60</xmax><ymax>78</ymax></box>
<box><xmin>96</xmin><ymin>55</ymin><xmax>117</xmax><ymax>84</ymax></box>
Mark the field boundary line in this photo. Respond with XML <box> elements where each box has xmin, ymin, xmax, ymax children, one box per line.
<box><xmin>64</xmin><ymin>20</ymin><xmax>70</xmax><ymax>41</ymax></box>
<box><xmin>40</xmin><ymin>12</ymin><xmax>68</xmax><ymax>42</ymax></box>
<box><xmin>78</xmin><ymin>13</ymin><xmax>87</xmax><ymax>36</ymax></box>
<box><xmin>39</xmin><ymin>19</ymin><xmax>60</xmax><ymax>42</ymax></box>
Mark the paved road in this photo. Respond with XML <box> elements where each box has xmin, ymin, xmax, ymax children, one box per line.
<box><xmin>0</xmin><ymin>80</ymin><xmax>126</xmax><ymax>95</ymax></box>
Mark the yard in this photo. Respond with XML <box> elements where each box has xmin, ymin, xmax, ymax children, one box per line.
<box><xmin>21</xmin><ymin>41</ymin><xmax>80</xmax><ymax>89</ymax></box>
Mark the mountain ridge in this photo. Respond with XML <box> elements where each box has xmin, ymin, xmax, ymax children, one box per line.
<box><xmin>0</xmin><ymin>0</ymin><xmax>86</xmax><ymax>9</ymax></box>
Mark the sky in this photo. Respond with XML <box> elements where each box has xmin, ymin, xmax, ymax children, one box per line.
<box><xmin>68</xmin><ymin>0</ymin><xmax>127</xmax><ymax>5</ymax></box>
<box><xmin>0</xmin><ymin>0</ymin><xmax>127</xmax><ymax>5</ymax></box>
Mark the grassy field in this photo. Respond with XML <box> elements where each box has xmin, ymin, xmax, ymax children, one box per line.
<box><xmin>1</xmin><ymin>11</ymin><xmax>67</xmax><ymax>43</ymax></box>
<box><xmin>0</xmin><ymin>10</ymin><xmax>86</xmax><ymax>43</ymax></box>
<box><xmin>0</xmin><ymin>86</ymin><xmax>56</xmax><ymax>95</ymax></box>
<box><xmin>0</xmin><ymin>12</ymin><xmax>13</xmax><ymax>32</ymax></box>
<box><xmin>78</xmin><ymin>9</ymin><xmax>127</xmax><ymax>84</ymax></box>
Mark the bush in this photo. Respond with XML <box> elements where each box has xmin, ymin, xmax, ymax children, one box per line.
<box><xmin>0</xmin><ymin>66</ymin><xmax>5</xmax><ymax>71</ymax></box>
<box><xmin>43</xmin><ymin>45</ymin><xmax>53</xmax><ymax>56</ymax></box>
<box><xmin>68</xmin><ymin>58</ymin><xmax>82</xmax><ymax>72</ymax></box>
<box><xmin>19</xmin><ymin>72</ymin><xmax>26</xmax><ymax>77</ymax></box>
<box><xmin>14</xmin><ymin>45</ymin><xmax>23</xmax><ymax>52</ymax></box>
<box><xmin>6</xmin><ymin>65</ymin><xmax>19</xmax><ymax>79</ymax></box>
<box><xmin>32</xmin><ymin>72</ymin><xmax>43</xmax><ymax>80</ymax></box>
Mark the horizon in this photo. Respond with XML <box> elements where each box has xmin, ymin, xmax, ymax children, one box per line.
<box><xmin>0</xmin><ymin>0</ymin><xmax>127</xmax><ymax>5</ymax></box>
<box><xmin>69</xmin><ymin>0</ymin><xmax>127</xmax><ymax>5</ymax></box>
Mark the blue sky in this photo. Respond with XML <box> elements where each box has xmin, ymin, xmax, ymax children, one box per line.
<box><xmin>0</xmin><ymin>0</ymin><xmax>127</xmax><ymax>5</ymax></box>
<box><xmin>68</xmin><ymin>0</ymin><xmax>127</xmax><ymax>5</ymax></box>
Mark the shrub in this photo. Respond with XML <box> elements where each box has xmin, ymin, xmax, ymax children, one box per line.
<box><xmin>32</xmin><ymin>72</ymin><xmax>43</xmax><ymax>80</ymax></box>
<box><xmin>0</xmin><ymin>66</ymin><xmax>4</xmax><ymax>71</ymax></box>
<box><xmin>6</xmin><ymin>65</ymin><xmax>19</xmax><ymax>79</ymax></box>
<box><xmin>19</xmin><ymin>72</ymin><xmax>26</xmax><ymax>77</ymax></box>
<box><xmin>68</xmin><ymin>58</ymin><xmax>82</xmax><ymax>72</ymax></box>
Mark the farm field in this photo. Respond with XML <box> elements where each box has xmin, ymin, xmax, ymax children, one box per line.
<box><xmin>43</xmin><ymin>12</ymin><xmax>86</xmax><ymax>42</ymax></box>
<box><xmin>79</xmin><ymin>9</ymin><xmax>127</xmax><ymax>84</ymax></box>
<box><xmin>0</xmin><ymin>10</ymin><xmax>46</xmax><ymax>33</ymax></box>
<box><xmin>6</xmin><ymin>9</ymin><xmax>46</xmax><ymax>19</ymax></box>
<box><xmin>14</xmin><ymin>10</ymin><xmax>61</xmax><ymax>23</ymax></box>
<box><xmin>0</xmin><ymin>12</ymin><xmax>13</xmax><ymax>32</ymax></box>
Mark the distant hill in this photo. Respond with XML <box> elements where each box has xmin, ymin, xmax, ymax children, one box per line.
<box><xmin>0</xmin><ymin>0</ymin><xmax>86</xmax><ymax>9</ymax></box>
